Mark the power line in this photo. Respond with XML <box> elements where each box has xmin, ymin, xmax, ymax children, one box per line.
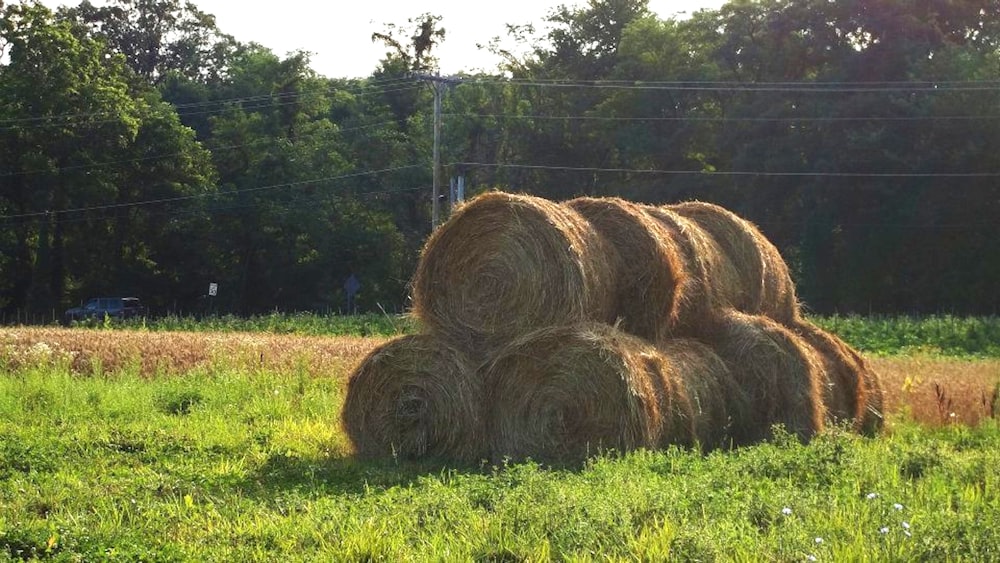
<box><xmin>466</xmin><ymin>77</ymin><xmax>1000</xmax><ymax>93</ymax></box>
<box><xmin>0</xmin><ymin>164</ymin><xmax>423</xmax><ymax>222</ymax></box>
<box><xmin>0</xmin><ymin>78</ymin><xmax>424</xmax><ymax>130</ymax></box>
<box><xmin>444</xmin><ymin>112</ymin><xmax>1000</xmax><ymax>123</ymax></box>
<box><xmin>454</xmin><ymin>161</ymin><xmax>1000</xmax><ymax>178</ymax></box>
<box><xmin>0</xmin><ymin>119</ymin><xmax>406</xmax><ymax>178</ymax></box>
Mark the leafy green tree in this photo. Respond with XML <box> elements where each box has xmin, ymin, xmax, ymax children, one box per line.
<box><xmin>0</xmin><ymin>1</ymin><xmax>216</xmax><ymax>315</ymax></box>
<box><xmin>202</xmin><ymin>46</ymin><xmax>410</xmax><ymax>313</ymax></box>
<box><xmin>59</xmin><ymin>0</ymin><xmax>237</xmax><ymax>84</ymax></box>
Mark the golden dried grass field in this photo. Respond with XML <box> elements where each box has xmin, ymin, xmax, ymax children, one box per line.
<box><xmin>2</xmin><ymin>326</ymin><xmax>996</xmax><ymax>429</ymax></box>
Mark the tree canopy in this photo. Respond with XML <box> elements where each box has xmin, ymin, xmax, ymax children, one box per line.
<box><xmin>2</xmin><ymin>0</ymin><xmax>997</xmax><ymax>318</ymax></box>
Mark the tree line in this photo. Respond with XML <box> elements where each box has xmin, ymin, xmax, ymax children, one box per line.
<box><xmin>1</xmin><ymin>0</ymin><xmax>998</xmax><ymax>318</ymax></box>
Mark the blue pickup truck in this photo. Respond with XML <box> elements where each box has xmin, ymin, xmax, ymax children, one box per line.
<box><xmin>64</xmin><ymin>297</ymin><xmax>147</xmax><ymax>323</ymax></box>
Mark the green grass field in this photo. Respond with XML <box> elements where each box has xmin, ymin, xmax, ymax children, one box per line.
<box><xmin>1</xmin><ymin>318</ymin><xmax>998</xmax><ymax>561</ymax></box>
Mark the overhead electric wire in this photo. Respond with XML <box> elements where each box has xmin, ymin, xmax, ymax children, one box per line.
<box><xmin>0</xmin><ymin>119</ymin><xmax>406</xmax><ymax>178</ymax></box>
<box><xmin>444</xmin><ymin>112</ymin><xmax>1000</xmax><ymax>123</ymax></box>
<box><xmin>0</xmin><ymin>77</ymin><xmax>424</xmax><ymax>130</ymax></box>
<box><xmin>5</xmin><ymin>76</ymin><xmax>998</xmax><ymax>129</ymax></box>
<box><xmin>453</xmin><ymin>161</ymin><xmax>1000</xmax><ymax>178</ymax></box>
<box><xmin>0</xmin><ymin>164</ymin><xmax>423</xmax><ymax>222</ymax></box>
<box><xmin>465</xmin><ymin>76</ymin><xmax>1000</xmax><ymax>93</ymax></box>
<box><xmin>7</xmin><ymin>184</ymin><xmax>427</xmax><ymax>228</ymax></box>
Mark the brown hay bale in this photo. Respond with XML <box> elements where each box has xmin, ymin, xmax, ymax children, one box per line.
<box><xmin>711</xmin><ymin>311</ymin><xmax>826</xmax><ymax>444</ymax></box>
<box><xmin>657</xmin><ymin>338</ymin><xmax>749</xmax><ymax>451</ymax></box>
<box><xmin>789</xmin><ymin>320</ymin><xmax>864</xmax><ymax>428</ymax></box>
<box><xmin>483</xmin><ymin>323</ymin><xmax>691</xmax><ymax>463</ymax></box>
<box><xmin>340</xmin><ymin>334</ymin><xmax>484</xmax><ymax>462</ymax></box>
<box><xmin>411</xmin><ymin>192</ymin><xmax>616</xmax><ymax>355</ymax></box>
<box><xmin>564</xmin><ymin>197</ymin><xmax>686</xmax><ymax>343</ymax></box>
<box><xmin>788</xmin><ymin>320</ymin><xmax>884</xmax><ymax>435</ymax></box>
<box><xmin>641</xmin><ymin>206</ymin><xmax>737</xmax><ymax>338</ymax></box>
<box><xmin>668</xmin><ymin>201</ymin><xmax>800</xmax><ymax>324</ymax></box>
<box><xmin>845</xmin><ymin>342</ymin><xmax>885</xmax><ymax>435</ymax></box>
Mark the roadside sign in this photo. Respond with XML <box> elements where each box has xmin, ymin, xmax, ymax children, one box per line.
<box><xmin>208</xmin><ymin>283</ymin><xmax>218</xmax><ymax>297</ymax></box>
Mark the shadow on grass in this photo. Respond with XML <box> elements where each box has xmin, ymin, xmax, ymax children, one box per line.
<box><xmin>239</xmin><ymin>451</ymin><xmax>491</xmax><ymax>497</ymax></box>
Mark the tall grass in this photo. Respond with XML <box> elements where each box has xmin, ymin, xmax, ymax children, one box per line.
<box><xmin>47</xmin><ymin>313</ymin><xmax>1000</xmax><ymax>358</ymax></box>
<box><xmin>69</xmin><ymin>311</ymin><xmax>417</xmax><ymax>337</ymax></box>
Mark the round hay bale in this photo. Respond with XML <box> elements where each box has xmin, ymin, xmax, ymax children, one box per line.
<box><xmin>411</xmin><ymin>192</ymin><xmax>616</xmax><ymax>355</ymax></box>
<box><xmin>668</xmin><ymin>201</ymin><xmax>800</xmax><ymax>324</ymax></box>
<box><xmin>711</xmin><ymin>311</ymin><xmax>826</xmax><ymax>445</ymax></box>
<box><xmin>340</xmin><ymin>334</ymin><xmax>484</xmax><ymax>462</ymax></box>
<box><xmin>844</xmin><ymin>343</ymin><xmax>885</xmax><ymax>436</ymax></box>
<box><xmin>483</xmin><ymin>323</ymin><xmax>688</xmax><ymax>463</ymax></box>
<box><xmin>791</xmin><ymin>320</ymin><xmax>864</xmax><ymax>429</ymax></box>
<box><xmin>641</xmin><ymin>206</ymin><xmax>737</xmax><ymax>338</ymax></box>
<box><xmin>657</xmin><ymin>338</ymin><xmax>748</xmax><ymax>451</ymax></box>
<box><xmin>564</xmin><ymin>197</ymin><xmax>686</xmax><ymax>343</ymax></box>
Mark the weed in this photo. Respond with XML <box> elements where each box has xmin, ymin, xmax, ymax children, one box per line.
<box><xmin>158</xmin><ymin>389</ymin><xmax>203</xmax><ymax>416</ymax></box>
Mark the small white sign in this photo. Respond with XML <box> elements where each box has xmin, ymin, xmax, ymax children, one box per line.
<box><xmin>208</xmin><ymin>283</ymin><xmax>218</xmax><ymax>297</ymax></box>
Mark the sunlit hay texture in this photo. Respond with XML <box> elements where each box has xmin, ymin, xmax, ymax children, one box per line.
<box><xmin>564</xmin><ymin>197</ymin><xmax>686</xmax><ymax>344</ymax></box>
<box><xmin>668</xmin><ymin>201</ymin><xmax>800</xmax><ymax>324</ymax></box>
<box><xmin>657</xmin><ymin>338</ymin><xmax>748</xmax><ymax>451</ymax></box>
<box><xmin>410</xmin><ymin>191</ymin><xmax>616</xmax><ymax>357</ymax></box>
<box><xmin>869</xmin><ymin>356</ymin><xmax>999</xmax><ymax>427</ymax></box>
<box><xmin>340</xmin><ymin>334</ymin><xmax>484</xmax><ymax>462</ymax></box>
<box><xmin>790</xmin><ymin>320</ymin><xmax>883</xmax><ymax>434</ymax></box>
<box><xmin>711</xmin><ymin>311</ymin><xmax>826</xmax><ymax>445</ymax></box>
<box><xmin>484</xmin><ymin>323</ymin><xmax>684</xmax><ymax>464</ymax></box>
<box><xmin>843</xmin><ymin>341</ymin><xmax>886</xmax><ymax>435</ymax></box>
<box><xmin>641</xmin><ymin>206</ymin><xmax>737</xmax><ymax>339</ymax></box>
<box><xmin>0</xmin><ymin>327</ymin><xmax>385</xmax><ymax>377</ymax></box>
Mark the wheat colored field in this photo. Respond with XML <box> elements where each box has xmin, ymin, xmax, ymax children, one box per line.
<box><xmin>2</xmin><ymin>327</ymin><xmax>996</xmax><ymax>428</ymax></box>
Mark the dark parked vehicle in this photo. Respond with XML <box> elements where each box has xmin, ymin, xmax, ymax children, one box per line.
<box><xmin>65</xmin><ymin>297</ymin><xmax>147</xmax><ymax>323</ymax></box>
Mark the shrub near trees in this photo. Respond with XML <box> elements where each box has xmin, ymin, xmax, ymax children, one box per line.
<box><xmin>1</xmin><ymin>0</ymin><xmax>998</xmax><ymax>318</ymax></box>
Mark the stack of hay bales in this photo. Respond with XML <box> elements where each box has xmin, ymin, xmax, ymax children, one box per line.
<box><xmin>341</xmin><ymin>192</ymin><xmax>883</xmax><ymax>463</ymax></box>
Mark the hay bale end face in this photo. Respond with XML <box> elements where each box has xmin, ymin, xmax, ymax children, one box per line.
<box><xmin>411</xmin><ymin>192</ymin><xmax>616</xmax><ymax>356</ymax></box>
<box><xmin>484</xmin><ymin>323</ymin><xmax>684</xmax><ymax>464</ymax></box>
<box><xmin>668</xmin><ymin>201</ymin><xmax>800</xmax><ymax>324</ymax></box>
<box><xmin>712</xmin><ymin>311</ymin><xmax>826</xmax><ymax>445</ymax></box>
<box><xmin>564</xmin><ymin>197</ymin><xmax>686</xmax><ymax>344</ymax></box>
<box><xmin>340</xmin><ymin>334</ymin><xmax>484</xmax><ymax>462</ymax></box>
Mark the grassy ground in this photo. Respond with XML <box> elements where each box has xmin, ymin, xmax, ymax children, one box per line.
<box><xmin>1</xmin><ymin>327</ymin><xmax>998</xmax><ymax>561</ymax></box>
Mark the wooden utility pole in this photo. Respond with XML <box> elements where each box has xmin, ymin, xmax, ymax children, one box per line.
<box><xmin>432</xmin><ymin>80</ymin><xmax>443</xmax><ymax>228</ymax></box>
<box><xmin>414</xmin><ymin>73</ymin><xmax>460</xmax><ymax>229</ymax></box>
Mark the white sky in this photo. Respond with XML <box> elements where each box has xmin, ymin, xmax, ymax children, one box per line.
<box><xmin>45</xmin><ymin>0</ymin><xmax>726</xmax><ymax>79</ymax></box>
